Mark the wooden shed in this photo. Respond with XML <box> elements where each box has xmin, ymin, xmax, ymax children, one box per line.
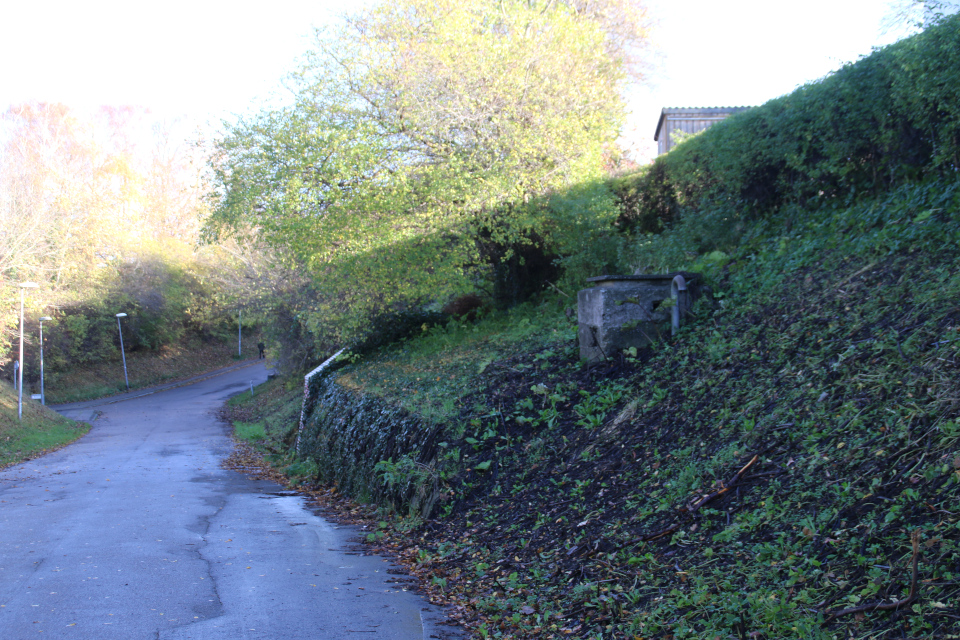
<box><xmin>654</xmin><ymin>107</ymin><xmax>752</xmax><ymax>155</ymax></box>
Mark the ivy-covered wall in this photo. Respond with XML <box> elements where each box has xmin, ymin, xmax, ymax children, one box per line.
<box><xmin>297</xmin><ymin>370</ymin><xmax>445</xmax><ymax>510</ymax></box>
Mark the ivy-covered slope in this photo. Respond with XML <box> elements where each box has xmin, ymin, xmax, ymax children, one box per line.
<box><xmin>375</xmin><ymin>180</ymin><xmax>960</xmax><ymax>640</ymax></box>
<box><xmin>224</xmin><ymin>18</ymin><xmax>960</xmax><ymax>639</ymax></box>
<box><xmin>234</xmin><ymin>179</ymin><xmax>960</xmax><ymax>639</ymax></box>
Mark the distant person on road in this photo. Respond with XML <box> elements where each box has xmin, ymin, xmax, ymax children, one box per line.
<box><xmin>257</xmin><ymin>342</ymin><xmax>265</xmax><ymax>359</ymax></box>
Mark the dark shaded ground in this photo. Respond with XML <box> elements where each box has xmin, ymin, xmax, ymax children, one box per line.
<box><xmin>400</xmin><ymin>250</ymin><xmax>959</xmax><ymax>640</ymax></box>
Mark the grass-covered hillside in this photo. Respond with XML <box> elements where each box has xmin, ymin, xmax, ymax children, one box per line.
<box><xmin>223</xmin><ymin>17</ymin><xmax>960</xmax><ymax>640</ymax></box>
<box><xmin>229</xmin><ymin>178</ymin><xmax>959</xmax><ymax>639</ymax></box>
<box><xmin>0</xmin><ymin>383</ymin><xmax>88</xmax><ymax>469</ymax></box>
<box><xmin>44</xmin><ymin>336</ymin><xmax>262</xmax><ymax>404</ymax></box>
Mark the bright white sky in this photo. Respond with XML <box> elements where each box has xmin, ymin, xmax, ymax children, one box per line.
<box><xmin>0</xmin><ymin>0</ymin><xmax>909</xmax><ymax>159</ymax></box>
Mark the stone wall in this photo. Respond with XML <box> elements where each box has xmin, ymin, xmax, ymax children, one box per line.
<box><xmin>297</xmin><ymin>369</ymin><xmax>443</xmax><ymax>510</ymax></box>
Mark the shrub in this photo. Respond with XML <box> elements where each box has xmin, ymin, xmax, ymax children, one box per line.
<box><xmin>614</xmin><ymin>16</ymin><xmax>960</xmax><ymax>237</ymax></box>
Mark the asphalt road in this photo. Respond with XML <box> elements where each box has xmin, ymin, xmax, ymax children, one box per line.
<box><xmin>0</xmin><ymin>362</ymin><xmax>452</xmax><ymax>639</ymax></box>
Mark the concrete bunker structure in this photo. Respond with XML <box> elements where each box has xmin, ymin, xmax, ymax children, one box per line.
<box><xmin>577</xmin><ymin>273</ymin><xmax>703</xmax><ymax>363</ymax></box>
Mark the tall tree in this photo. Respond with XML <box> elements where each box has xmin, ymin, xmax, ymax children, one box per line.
<box><xmin>0</xmin><ymin>103</ymin><xmax>214</xmax><ymax>359</ymax></box>
<box><xmin>207</xmin><ymin>0</ymin><xmax>653</xmax><ymax>341</ymax></box>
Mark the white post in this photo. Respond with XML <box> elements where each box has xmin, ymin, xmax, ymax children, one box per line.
<box><xmin>18</xmin><ymin>282</ymin><xmax>38</xmax><ymax>420</ymax></box>
<box><xmin>238</xmin><ymin>309</ymin><xmax>242</xmax><ymax>357</ymax></box>
<box><xmin>116</xmin><ymin>313</ymin><xmax>129</xmax><ymax>391</ymax></box>
<box><xmin>19</xmin><ymin>289</ymin><xmax>24</xmax><ymax>419</ymax></box>
<box><xmin>39</xmin><ymin>316</ymin><xmax>51</xmax><ymax>405</ymax></box>
<box><xmin>671</xmin><ymin>274</ymin><xmax>687</xmax><ymax>337</ymax></box>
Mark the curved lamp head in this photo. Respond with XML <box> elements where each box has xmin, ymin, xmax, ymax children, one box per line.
<box><xmin>19</xmin><ymin>282</ymin><xmax>38</xmax><ymax>289</ymax></box>
<box><xmin>39</xmin><ymin>316</ymin><xmax>52</xmax><ymax>322</ymax></box>
<box><xmin>116</xmin><ymin>313</ymin><xmax>127</xmax><ymax>318</ymax></box>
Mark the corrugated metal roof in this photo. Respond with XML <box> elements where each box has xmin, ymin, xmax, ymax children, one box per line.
<box><xmin>654</xmin><ymin>106</ymin><xmax>753</xmax><ymax>141</ymax></box>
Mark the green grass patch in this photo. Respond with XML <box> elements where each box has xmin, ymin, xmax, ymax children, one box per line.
<box><xmin>233</xmin><ymin>421</ymin><xmax>267</xmax><ymax>443</ymax></box>
<box><xmin>0</xmin><ymin>383</ymin><xmax>88</xmax><ymax>469</ymax></box>
<box><xmin>222</xmin><ymin>376</ymin><xmax>303</xmax><ymax>454</ymax></box>
<box><xmin>336</xmin><ymin>302</ymin><xmax>576</xmax><ymax>425</ymax></box>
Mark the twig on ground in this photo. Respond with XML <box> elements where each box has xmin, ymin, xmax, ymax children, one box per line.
<box><xmin>636</xmin><ymin>454</ymin><xmax>760</xmax><ymax>543</ymax></box>
<box><xmin>823</xmin><ymin>529</ymin><xmax>921</xmax><ymax>623</ymax></box>
<box><xmin>686</xmin><ymin>455</ymin><xmax>759</xmax><ymax>512</ymax></box>
<box><xmin>639</xmin><ymin>523</ymin><xmax>681</xmax><ymax>542</ymax></box>
<box><xmin>742</xmin><ymin>470</ymin><xmax>785</xmax><ymax>481</ymax></box>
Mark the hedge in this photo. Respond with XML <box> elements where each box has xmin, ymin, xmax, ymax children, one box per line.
<box><xmin>614</xmin><ymin>15</ymin><xmax>960</xmax><ymax>236</ymax></box>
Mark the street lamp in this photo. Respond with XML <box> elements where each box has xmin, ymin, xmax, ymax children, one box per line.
<box><xmin>116</xmin><ymin>313</ymin><xmax>129</xmax><ymax>391</ymax></box>
<box><xmin>39</xmin><ymin>316</ymin><xmax>51</xmax><ymax>405</ymax></box>
<box><xmin>18</xmin><ymin>282</ymin><xmax>38</xmax><ymax>420</ymax></box>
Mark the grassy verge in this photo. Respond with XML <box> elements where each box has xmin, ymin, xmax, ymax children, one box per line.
<box><xmin>0</xmin><ymin>383</ymin><xmax>89</xmax><ymax>469</ymax></box>
<box><xmin>43</xmin><ymin>337</ymin><xmax>262</xmax><ymax>404</ymax></box>
<box><xmin>223</xmin><ymin>376</ymin><xmax>302</xmax><ymax>452</ymax></box>
<box><xmin>225</xmin><ymin>180</ymin><xmax>960</xmax><ymax>640</ymax></box>
<box><xmin>335</xmin><ymin>303</ymin><xmax>575</xmax><ymax>426</ymax></box>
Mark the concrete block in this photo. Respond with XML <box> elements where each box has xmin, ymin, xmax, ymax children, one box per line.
<box><xmin>577</xmin><ymin>273</ymin><xmax>702</xmax><ymax>363</ymax></box>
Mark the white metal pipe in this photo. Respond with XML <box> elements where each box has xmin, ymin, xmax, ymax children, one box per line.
<box><xmin>39</xmin><ymin>317</ymin><xmax>51</xmax><ymax>405</ymax></box>
<box><xmin>297</xmin><ymin>348</ymin><xmax>345</xmax><ymax>454</ymax></box>
<box><xmin>18</xmin><ymin>282</ymin><xmax>38</xmax><ymax>420</ymax></box>
<box><xmin>116</xmin><ymin>313</ymin><xmax>129</xmax><ymax>391</ymax></box>
<box><xmin>19</xmin><ymin>288</ymin><xmax>24</xmax><ymax>419</ymax></box>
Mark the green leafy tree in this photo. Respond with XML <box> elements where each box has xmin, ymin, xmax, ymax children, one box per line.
<box><xmin>1</xmin><ymin>103</ymin><xmax>228</xmax><ymax>373</ymax></box>
<box><xmin>206</xmin><ymin>0</ymin><xmax>653</xmax><ymax>341</ymax></box>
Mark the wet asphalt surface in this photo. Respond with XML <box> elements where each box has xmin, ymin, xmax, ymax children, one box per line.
<box><xmin>0</xmin><ymin>362</ymin><xmax>451</xmax><ymax>639</ymax></box>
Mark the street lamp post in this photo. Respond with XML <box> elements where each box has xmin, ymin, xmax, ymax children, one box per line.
<box><xmin>39</xmin><ymin>316</ymin><xmax>51</xmax><ymax>405</ymax></box>
<box><xmin>116</xmin><ymin>313</ymin><xmax>129</xmax><ymax>391</ymax></box>
<box><xmin>18</xmin><ymin>282</ymin><xmax>38</xmax><ymax>420</ymax></box>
